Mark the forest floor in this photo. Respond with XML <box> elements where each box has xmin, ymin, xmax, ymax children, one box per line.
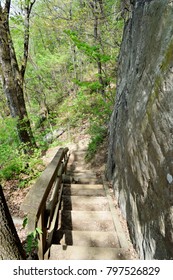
<box><xmin>3</xmin><ymin>124</ymin><xmax>138</xmax><ymax>259</ymax></box>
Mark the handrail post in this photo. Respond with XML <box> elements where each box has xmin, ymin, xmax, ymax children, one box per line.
<box><xmin>37</xmin><ymin>205</ymin><xmax>46</xmax><ymax>260</ymax></box>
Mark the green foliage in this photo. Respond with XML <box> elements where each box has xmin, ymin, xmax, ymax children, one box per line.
<box><xmin>1</xmin><ymin>160</ymin><xmax>23</xmax><ymax>181</ymax></box>
<box><xmin>25</xmin><ymin>227</ymin><xmax>43</xmax><ymax>254</ymax></box>
<box><xmin>22</xmin><ymin>216</ymin><xmax>28</xmax><ymax>229</ymax></box>
<box><xmin>73</xmin><ymin>79</ymin><xmax>102</xmax><ymax>92</ymax></box>
<box><xmin>0</xmin><ymin>118</ymin><xmax>21</xmax><ymax>180</ymax></box>
<box><xmin>0</xmin><ymin>0</ymin><xmax>124</xmax><ymax>184</ymax></box>
<box><xmin>85</xmin><ymin>95</ymin><xmax>112</xmax><ymax>160</ymax></box>
<box><xmin>22</xmin><ymin>215</ymin><xmax>42</xmax><ymax>255</ymax></box>
<box><xmin>86</xmin><ymin>124</ymin><xmax>107</xmax><ymax>160</ymax></box>
<box><xmin>0</xmin><ymin>117</ymin><xmax>44</xmax><ymax>183</ymax></box>
<box><xmin>64</xmin><ymin>30</ymin><xmax>111</xmax><ymax>63</ymax></box>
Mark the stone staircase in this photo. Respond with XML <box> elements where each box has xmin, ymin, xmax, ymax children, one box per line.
<box><xmin>46</xmin><ymin>149</ymin><xmax>131</xmax><ymax>260</ymax></box>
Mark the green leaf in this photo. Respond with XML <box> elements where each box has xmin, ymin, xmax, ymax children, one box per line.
<box><xmin>22</xmin><ymin>217</ymin><xmax>28</xmax><ymax>228</ymax></box>
<box><xmin>35</xmin><ymin>227</ymin><xmax>43</xmax><ymax>235</ymax></box>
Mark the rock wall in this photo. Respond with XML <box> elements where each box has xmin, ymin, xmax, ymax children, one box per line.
<box><xmin>107</xmin><ymin>0</ymin><xmax>173</xmax><ymax>259</ymax></box>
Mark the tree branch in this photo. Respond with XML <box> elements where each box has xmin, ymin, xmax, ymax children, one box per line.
<box><xmin>5</xmin><ymin>0</ymin><xmax>11</xmax><ymax>15</ymax></box>
<box><xmin>21</xmin><ymin>0</ymin><xmax>36</xmax><ymax>79</ymax></box>
<box><xmin>28</xmin><ymin>0</ymin><xmax>36</xmax><ymax>15</ymax></box>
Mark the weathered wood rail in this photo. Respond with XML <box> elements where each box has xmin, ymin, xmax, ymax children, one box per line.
<box><xmin>21</xmin><ymin>147</ymin><xmax>70</xmax><ymax>259</ymax></box>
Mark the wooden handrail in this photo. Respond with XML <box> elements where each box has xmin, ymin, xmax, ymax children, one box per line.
<box><xmin>21</xmin><ymin>147</ymin><xmax>69</xmax><ymax>259</ymax></box>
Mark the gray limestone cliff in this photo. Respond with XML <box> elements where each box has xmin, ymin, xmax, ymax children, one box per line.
<box><xmin>107</xmin><ymin>0</ymin><xmax>173</xmax><ymax>259</ymax></box>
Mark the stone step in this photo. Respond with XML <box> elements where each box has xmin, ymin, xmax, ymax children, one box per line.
<box><xmin>68</xmin><ymin>151</ymin><xmax>87</xmax><ymax>164</ymax></box>
<box><xmin>61</xmin><ymin>195</ymin><xmax>110</xmax><ymax>211</ymax></box>
<box><xmin>68</xmin><ymin>161</ymin><xmax>89</xmax><ymax>168</ymax></box>
<box><xmin>68</xmin><ymin>151</ymin><xmax>90</xmax><ymax>170</ymax></box>
<box><xmin>63</xmin><ymin>175</ymin><xmax>101</xmax><ymax>184</ymax></box>
<box><xmin>71</xmin><ymin>150</ymin><xmax>87</xmax><ymax>157</ymax></box>
<box><xmin>63</xmin><ymin>184</ymin><xmax>105</xmax><ymax>196</ymax></box>
<box><xmin>58</xmin><ymin>210</ymin><xmax>115</xmax><ymax>231</ymax></box>
<box><xmin>68</xmin><ymin>167</ymin><xmax>92</xmax><ymax>172</ymax></box>
<box><xmin>67</xmin><ymin>170</ymin><xmax>97</xmax><ymax>177</ymax></box>
<box><xmin>47</xmin><ymin>245</ymin><xmax>129</xmax><ymax>260</ymax></box>
<box><xmin>53</xmin><ymin>230</ymin><xmax>119</xmax><ymax>248</ymax></box>
<box><xmin>70</xmin><ymin>174</ymin><xmax>102</xmax><ymax>184</ymax></box>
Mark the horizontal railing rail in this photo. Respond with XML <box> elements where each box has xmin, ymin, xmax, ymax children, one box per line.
<box><xmin>21</xmin><ymin>147</ymin><xmax>70</xmax><ymax>259</ymax></box>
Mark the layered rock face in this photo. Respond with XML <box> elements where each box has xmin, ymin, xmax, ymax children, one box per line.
<box><xmin>107</xmin><ymin>0</ymin><xmax>173</xmax><ymax>259</ymax></box>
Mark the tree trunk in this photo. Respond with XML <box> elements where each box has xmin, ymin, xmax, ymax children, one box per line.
<box><xmin>0</xmin><ymin>185</ymin><xmax>25</xmax><ymax>260</ymax></box>
<box><xmin>90</xmin><ymin>0</ymin><xmax>105</xmax><ymax>96</ymax></box>
<box><xmin>0</xmin><ymin>1</ymin><xmax>36</xmax><ymax>149</ymax></box>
